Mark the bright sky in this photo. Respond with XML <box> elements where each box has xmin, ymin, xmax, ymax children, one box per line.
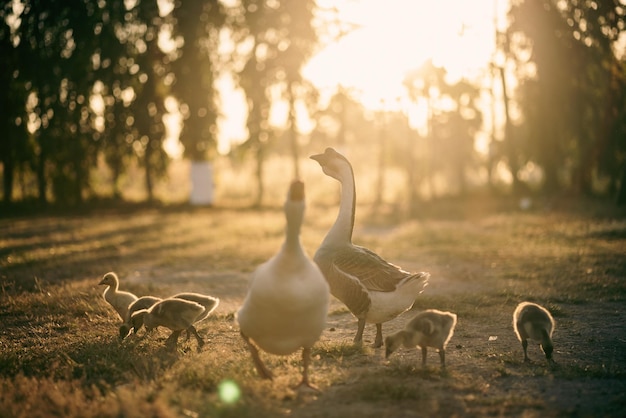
<box><xmin>303</xmin><ymin>0</ymin><xmax>506</xmax><ymax>109</ymax></box>
<box><xmin>167</xmin><ymin>0</ymin><xmax>509</xmax><ymax>156</ymax></box>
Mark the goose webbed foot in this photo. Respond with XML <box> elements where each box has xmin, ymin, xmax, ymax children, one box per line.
<box><xmin>294</xmin><ymin>380</ymin><xmax>321</xmax><ymax>394</ymax></box>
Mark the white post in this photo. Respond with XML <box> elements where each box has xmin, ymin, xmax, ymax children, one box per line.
<box><xmin>190</xmin><ymin>161</ymin><xmax>214</xmax><ymax>205</ymax></box>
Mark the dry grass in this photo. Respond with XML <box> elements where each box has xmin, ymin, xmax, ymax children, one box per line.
<box><xmin>1</xmin><ymin>194</ymin><xmax>625</xmax><ymax>417</ymax></box>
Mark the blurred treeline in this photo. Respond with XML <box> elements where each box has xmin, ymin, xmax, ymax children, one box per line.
<box><xmin>1</xmin><ymin>0</ymin><xmax>626</xmax><ymax>210</ymax></box>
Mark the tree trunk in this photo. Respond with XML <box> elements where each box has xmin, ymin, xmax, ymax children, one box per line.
<box><xmin>2</xmin><ymin>156</ymin><xmax>14</xmax><ymax>204</ymax></box>
<box><xmin>145</xmin><ymin>143</ymin><xmax>154</xmax><ymax>202</ymax></box>
<box><xmin>616</xmin><ymin>168</ymin><xmax>626</xmax><ymax>206</ymax></box>
<box><xmin>190</xmin><ymin>161</ymin><xmax>214</xmax><ymax>205</ymax></box>
<box><xmin>36</xmin><ymin>148</ymin><xmax>47</xmax><ymax>205</ymax></box>
<box><xmin>254</xmin><ymin>144</ymin><xmax>265</xmax><ymax>207</ymax></box>
<box><xmin>373</xmin><ymin>114</ymin><xmax>386</xmax><ymax>211</ymax></box>
<box><xmin>499</xmin><ymin>66</ymin><xmax>522</xmax><ymax>194</ymax></box>
<box><xmin>287</xmin><ymin>80</ymin><xmax>300</xmax><ymax>180</ymax></box>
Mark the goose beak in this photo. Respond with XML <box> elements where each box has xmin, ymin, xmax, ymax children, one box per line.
<box><xmin>310</xmin><ymin>153</ymin><xmax>324</xmax><ymax>163</ymax></box>
<box><xmin>310</xmin><ymin>147</ymin><xmax>337</xmax><ymax>163</ymax></box>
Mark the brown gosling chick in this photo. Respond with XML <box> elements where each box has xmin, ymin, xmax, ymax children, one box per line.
<box><xmin>385</xmin><ymin>309</ymin><xmax>457</xmax><ymax>369</ymax></box>
<box><xmin>124</xmin><ymin>293</ymin><xmax>219</xmax><ymax>341</ymax></box>
<box><xmin>513</xmin><ymin>301</ymin><xmax>555</xmax><ymax>364</ymax></box>
<box><xmin>131</xmin><ymin>298</ymin><xmax>206</xmax><ymax>351</ymax></box>
<box><xmin>170</xmin><ymin>292</ymin><xmax>220</xmax><ymax>324</ymax></box>
<box><xmin>119</xmin><ymin>296</ymin><xmax>162</xmax><ymax>340</ymax></box>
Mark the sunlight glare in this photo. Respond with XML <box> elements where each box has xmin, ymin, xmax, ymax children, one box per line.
<box><xmin>304</xmin><ymin>0</ymin><xmax>504</xmax><ymax>109</ymax></box>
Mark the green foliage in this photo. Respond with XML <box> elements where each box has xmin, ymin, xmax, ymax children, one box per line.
<box><xmin>508</xmin><ymin>0</ymin><xmax>626</xmax><ymax>195</ymax></box>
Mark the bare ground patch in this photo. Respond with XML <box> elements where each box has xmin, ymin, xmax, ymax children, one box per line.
<box><xmin>1</xmin><ymin>197</ymin><xmax>625</xmax><ymax>417</ymax></box>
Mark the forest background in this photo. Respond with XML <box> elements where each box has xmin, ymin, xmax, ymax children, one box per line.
<box><xmin>1</xmin><ymin>0</ymin><xmax>626</xmax><ymax>212</ymax></box>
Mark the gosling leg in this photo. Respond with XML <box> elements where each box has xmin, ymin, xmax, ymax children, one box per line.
<box><xmin>241</xmin><ymin>331</ymin><xmax>273</xmax><ymax>380</ymax></box>
<box><xmin>165</xmin><ymin>330</ymin><xmax>182</xmax><ymax>351</ymax></box>
<box><xmin>439</xmin><ymin>348</ymin><xmax>446</xmax><ymax>369</ymax></box>
<box><xmin>522</xmin><ymin>339</ymin><xmax>530</xmax><ymax>362</ymax></box>
<box><xmin>421</xmin><ymin>346</ymin><xmax>428</xmax><ymax>367</ymax></box>
<box><xmin>187</xmin><ymin>325</ymin><xmax>204</xmax><ymax>352</ymax></box>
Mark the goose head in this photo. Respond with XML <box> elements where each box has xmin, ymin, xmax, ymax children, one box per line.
<box><xmin>288</xmin><ymin>180</ymin><xmax>305</xmax><ymax>202</ymax></box>
<box><xmin>99</xmin><ymin>272</ymin><xmax>118</xmax><ymax>287</ymax></box>
<box><xmin>310</xmin><ymin>148</ymin><xmax>353</xmax><ymax>182</ymax></box>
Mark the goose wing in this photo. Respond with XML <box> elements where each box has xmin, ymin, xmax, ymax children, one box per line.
<box><xmin>326</xmin><ymin>260</ymin><xmax>371</xmax><ymax>317</ymax></box>
<box><xmin>334</xmin><ymin>245</ymin><xmax>413</xmax><ymax>292</ymax></box>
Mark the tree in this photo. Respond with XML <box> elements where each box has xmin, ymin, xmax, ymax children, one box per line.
<box><xmin>170</xmin><ymin>0</ymin><xmax>224</xmax><ymax>162</ymax></box>
<box><xmin>0</xmin><ymin>2</ymin><xmax>30</xmax><ymax>203</ymax></box>
<box><xmin>234</xmin><ymin>0</ymin><xmax>318</xmax><ymax>206</ymax></box>
<box><xmin>403</xmin><ymin>59</ymin><xmax>448</xmax><ymax>199</ymax></box>
<box><xmin>122</xmin><ymin>0</ymin><xmax>169</xmax><ymax>202</ymax></box>
<box><xmin>508</xmin><ymin>0</ymin><xmax>626</xmax><ymax>196</ymax></box>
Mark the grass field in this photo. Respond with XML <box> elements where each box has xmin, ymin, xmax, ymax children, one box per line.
<box><xmin>1</xmin><ymin>194</ymin><xmax>625</xmax><ymax>417</ymax></box>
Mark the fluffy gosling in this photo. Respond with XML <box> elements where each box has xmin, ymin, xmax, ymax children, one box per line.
<box><xmin>171</xmin><ymin>292</ymin><xmax>220</xmax><ymax>324</ymax></box>
<box><xmin>124</xmin><ymin>292</ymin><xmax>219</xmax><ymax>341</ymax></box>
<box><xmin>119</xmin><ymin>295</ymin><xmax>162</xmax><ymax>339</ymax></box>
<box><xmin>131</xmin><ymin>298</ymin><xmax>206</xmax><ymax>351</ymax></box>
<box><xmin>99</xmin><ymin>272</ymin><xmax>138</xmax><ymax>321</ymax></box>
<box><xmin>513</xmin><ymin>301</ymin><xmax>555</xmax><ymax>363</ymax></box>
<box><xmin>385</xmin><ymin>309</ymin><xmax>457</xmax><ymax>369</ymax></box>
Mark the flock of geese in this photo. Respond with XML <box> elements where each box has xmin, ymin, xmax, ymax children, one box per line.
<box><xmin>98</xmin><ymin>147</ymin><xmax>556</xmax><ymax>390</ymax></box>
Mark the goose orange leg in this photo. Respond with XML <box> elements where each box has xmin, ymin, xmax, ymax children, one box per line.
<box><xmin>354</xmin><ymin>318</ymin><xmax>366</xmax><ymax>345</ymax></box>
<box><xmin>373</xmin><ymin>323</ymin><xmax>383</xmax><ymax>348</ymax></box>
<box><xmin>295</xmin><ymin>347</ymin><xmax>320</xmax><ymax>392</ymax></box>
<box><xmin>240</xmin><ymin>331</ymin><xmax>273</xmax><ymax>380</ymax></box>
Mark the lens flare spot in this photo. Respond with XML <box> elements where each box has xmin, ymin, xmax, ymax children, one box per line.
<box><xmin>218</xmin><ymin>379</ymin><xmax>241</xmax><ymax>404</ymax></box>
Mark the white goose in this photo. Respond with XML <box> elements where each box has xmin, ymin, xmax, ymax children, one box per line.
<box><xmin>236</xmin><ymin>180</ymin><xmax>330</xmax><ymax>390</ymax></box>
<box><xmin>99</xmin><ymin>272</ymin><xmax>138</xmax><ymax>322</ymax></box>
<box><xmin>310</xmin><ymin>148</ymin><xmax>430</xmax><ymax>347</ymax></box>
<box><xmin>385</xmin><ymin>309</ymin><xmax>457</xmax><ymax>369</ymax></box>
<box><xmin>131</xmin><ymin>298</ymin><xmax>206</xmax><ymax>351</ymax></box>
<box><xmin>513</xmin><ymin>301</ymin><xmax>555</xmax><ymax>363</ymax></box>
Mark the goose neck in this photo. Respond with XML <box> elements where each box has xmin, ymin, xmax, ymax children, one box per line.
<box><xmin>326</xmin><ymin>168</ymin><xmax>356</xmax><ymax>244</ymax></box>
<box><xmin>283</xmin><ymin>201</ymin><xmax>305</xmax><ymax>253</ymax></box>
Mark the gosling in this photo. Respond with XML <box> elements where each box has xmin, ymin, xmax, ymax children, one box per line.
<box><xmin>513</xmin><ymin>301</ymin><xmax>555</xmax><ymax>363</ymax></box>
<box><xmin>171</xmin><ymin>292</ymin><xmax>220</xmax><ymax>324</ymax></box>
<box><xmin>385</xmin><ymin>309</ymin><xmax>457</xmax><ymax>369</ymax></box>
<box><xmin>125</xmin><ymin>292</ymin><xmax>219</xmax><ymax>340</ymax></box>
<box><xmin>119</xmin><ymin>295</ymin><xmax>162</xmax><ymax>339</ymax></box>
<box><xmin>130</xmin><ymin>298</ymin><xmax>206</xmax><ymax>351</ymax></box>
<box><xmin>99</xmin><ymin>272</ymin><xmax>138</xmax><ymax>322</ymax></box>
